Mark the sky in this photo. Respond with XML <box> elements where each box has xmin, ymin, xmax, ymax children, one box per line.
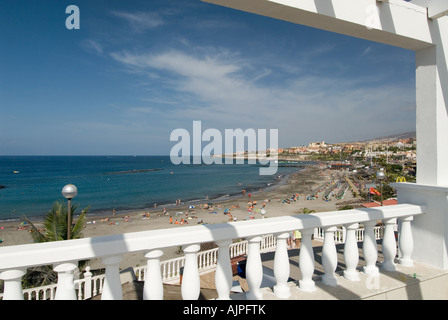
<box><xmin>0</xmin><ymin>0</ymin><xmax>416</xmax><ymax>156</ymax></box>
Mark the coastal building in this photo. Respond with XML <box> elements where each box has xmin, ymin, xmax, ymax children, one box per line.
<box><xmin>1</xmin><ymin>0</ymin><xmax>448</xmax><ymax>301</ymax></box>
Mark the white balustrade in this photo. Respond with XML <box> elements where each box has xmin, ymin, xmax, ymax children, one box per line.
<box><xmin>54</xmin><ymin>262</ymin><xmax>78</xmax><ymax>300</ymax></box>
<box><xmin>246</xmin><ymin>236</ymin><xmax>263</xmax><ymax>300</ymax></box>
<box><xmin>0</xmin><ymin>204</ymin><xmax>424</xmax><ymax>300</ymax></box>
<box><xmin>398</xmin><ymin>216</ymin><xmax>414</xmax><ymax>267</ymax></box>
<box><xmin>299</xmin><ymin>228</ymin><xmax>316</xmax><ymax>292</ymax></box>
<box><xmin>362</xmin><ymin>220</ymin><xmax>379</xmax><ymax>276</ymax></box>
<box><xmin>0</xmin><ymin>269</ymin><xmax>26</xmax><ymax>300</ymax></box>
<box><xmin>101</xmin><ymin>255</ymin><xmax>123</xmax><ymax>300</ymax></box>
<box><xmin>181</xmin><ymin>244</ymin><xmax>200</xmax><ymax>300</ymax></box>
<box><xmin>143</xmin><ymin>250</ymin><xmax>164</xmax><ymax>300</ymax></box>
<box><xmin>382</xmin><ymin>218</ymin><xmax>398</xmax><ymax>271</ymax></box>
<box><xmin>214</xmin><ymin>240</ymin><xmax>233</xmax><ymax>300</ymax></box>
<box><xmin>273</xmin><ymin>232</ymin><xmax>291</xmax><ymax>298</ymax></box>
<box><xmin>343</xmin><ymin>223</ymin><xmax>360</xmax><ymax>281</ymax></box>
<box><xmin>82</xmin><ymin>266</ymin><xmax>93</xmax><ymax>299</ymax></box>
<box><xmin>321</xmin><ymin>226</ymin><xmax>338</xmax><ymax>286</ymax></box>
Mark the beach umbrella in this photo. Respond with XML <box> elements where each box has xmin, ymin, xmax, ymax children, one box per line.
<box><xmin>188</xmin><ymin>205</ymin><xmax>195</xmax><ymax>209</ymax></box>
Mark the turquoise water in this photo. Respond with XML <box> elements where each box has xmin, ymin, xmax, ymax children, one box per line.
<box><xmin>0</xmin><ymin>156</ymin><xmax>304</xmax><ymax>221</ymax></box>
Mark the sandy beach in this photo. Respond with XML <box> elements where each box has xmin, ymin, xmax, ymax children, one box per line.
<box><xmin>0</xmin><ymin>164</ymin><xmax>365</xmax><ymax>269</ymax></box>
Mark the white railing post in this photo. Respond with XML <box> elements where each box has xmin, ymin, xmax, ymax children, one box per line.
<box><xmin>299</xmin><ymin>228</ymin><xmax>316</xmax><ymax>292</ymax></box>
<box><xmin>143</xmin><ymin>250</ymin><xmax>164</xmax><ymax>300</ymax></box>
<box><xmin>101</xmin><ymin>255</ymin><xmax>123</xmax><ymax>300</ymax></box>
<box><xmin>273</xmin><ymin>232</ymin><xmax>291</xmax><ymax>298</ymax></box>
<box><xmin>343</xmin><ymin>223</ymin><xmax>360</xmax><ymax>281</ymax></box>
<box><xmin>246</xmin><ymin>236</ymin><xmax>263</xmax><ymax>300</ymax></box>
<box><xmin>83</xmin><ymin>266</ymin><xmax>93</xmax><ymax>300</ymax></box>
<box><xmin>322</xmin><ymin>226</ymin><xmax>338</xmax><ymax>286</ymax></box>
<box><xmin>0</xmin><ymin>269</ymin><xmax>26</xmax><ymax>300</ymax></box>
<box><xmin>181</xmin><ymin>244</ymin><xmax>201</xmax><ymax>300</ymax></box>
<box><xmin>54</xmin><ymin>262</ymin><xmax>78</xmax><ymax>300</ymax></box>
<box><xmin>382</xmin><ymin>218</ymin><xmax>398</xmax><ymax>271</ymax></box>
<box><xmin>398</xmin><ymin>216</ymin><xmax>414</xmax><ymax>267</ymax></box>
<box><xmin>362</xmin><ymin>220</ymin><xmax>379</xmax><ymax>276</ymax></box>
<box><xmin>215</xmin><ymin>240</ymin><xmax>233</xmax><ymax>300</ymax></box>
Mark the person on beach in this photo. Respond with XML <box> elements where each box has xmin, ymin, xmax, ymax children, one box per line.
<box><xmin>170</xmin><ymin>216</ymin><xmax>173</xmax><ymax>224</ymax></box>
<box><xmin>294</xmin><ymin>230</ymin><xmax>302</xmax><ymax>248</ymax></box>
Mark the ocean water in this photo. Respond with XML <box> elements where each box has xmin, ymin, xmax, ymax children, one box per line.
<box><xmin>0</xmin><ymin>156</ymin><xmax>304</xmax><ymax>221</ymax></box>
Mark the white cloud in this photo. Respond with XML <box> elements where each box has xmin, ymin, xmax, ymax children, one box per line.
<box><xmin>111</xmin><ymin>11</ymin><xmax>164</xmax><ymax>32</ymax></box>
<box><xmin>110</xmin><ymin>47</ymin><xmax>415</xmax><ymax>146</ymax></box>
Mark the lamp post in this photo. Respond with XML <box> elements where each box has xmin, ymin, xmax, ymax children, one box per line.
<box><xmin>376</xmin><ymin>168</ymin><xmax>385</xmax><ymax>206</ymax></box>
<box><xmin>62</xmin><ymin>184</ymin><xmax>78</xmax><ymax>240</ymax></box>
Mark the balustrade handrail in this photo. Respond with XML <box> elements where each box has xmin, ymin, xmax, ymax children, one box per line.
<box><xmin>0</xmin><ymin>204</ymin><xmax>424</xmax><ymax>271</ymax></box>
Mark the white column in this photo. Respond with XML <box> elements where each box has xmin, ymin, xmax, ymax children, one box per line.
<box><xmin>143</xmin><ymin>250</ymin><xmax>164</xmax><ymax>300</ymax></box>
<box><xmin>246</xmin><ymin>236</ymin><xmax>263</xmax><ymax>300</ymax></box>
<box><xmin>54</xmin><ymin>262</ymin><xmax>78</xmax><ymax>300</ymax></box>
<box><xmin>363</xmin><ymin>220</ymin><xmax>379</xmax><ymax>276</ymax></box>
<box><xmin>381</xmin><ymin>218</ymin><xmax>397</xmax><ymax>271</ymax></box>
<box><xmin>0</xmin><ymin>269</ymin><xmax>26</xmax><ymax>300</ymax></box>
<box><xmin>321</xmin><ymin>226</ymin><xmax>338</xmax><ymax>286</ymax></box>
<box><xmin>273</xmin><ymin>232</ymin><xmax>291</xmax><ymax>298</ymax></box>
<box><xmin>398</xmin><ymin>216</ymin><xmax>414</xmax><ymax>267</ymax></box>
<box><xmin>101</xmin><ymin>255</ymin><xmax>123</xmax><ymax>300</ymax></box>
<box><xmin>343</xmin><ymin>223</ymin><xmax>360</xmax><ymax>281</ymax></box>
<box><xmin>83</xmin><ymin>266</ymin><xmax>93</xmax><ymax>300</ymax></box>
<box><xmin>299</xmin><ymin>228</ymin><xmax>315</xmax><ymax>292</ymax></box>
<box><xmin>215</xmin><ymin>240</ymin><xmax>233</xmax><ymax>300</ymax></box>
<box><xmin>181</xmin><ymin>244</ymin><xmax>200</xmax><ymax>300</ymax></box>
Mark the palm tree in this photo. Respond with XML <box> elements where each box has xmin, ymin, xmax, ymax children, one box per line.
<box><xmin>25</xmin><ymin>200</ymin><xmax>88</xmax><ymax>242</ymax></box>
<box><xmin>301</xmin><ymin>208</ymin><xmax>316</xmax><ymax>214</ymax></box>
<box><xmin>21</xmin><ymin>201</ymin><xmax>88</xmax><ymax>290</ymax></box>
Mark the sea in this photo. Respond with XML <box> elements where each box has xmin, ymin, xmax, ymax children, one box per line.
<box><xmin>0</xmin><ymin>156</ymin><xmax>308</xmax><ymax>222</ymax></box>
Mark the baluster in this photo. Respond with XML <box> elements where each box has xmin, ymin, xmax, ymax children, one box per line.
<box><xmin>101</xmin><ymin>255</ymin><xmax>123</xmax><ymax>300</ymax></box>
<box><xmin>299</xmin><ymin>228</ymin><xmax>316</xmax><ymax>291</ymax></box>
<box><xmin>0</xmin><ymin>268</ymin><xmax>26</xmax><ymax>300</ymax></box>
<box><xmin>273</xmin><ymin>232</ymin><xmax>291</xmax><ymax>298</ymax></box>
<box><xmin>382</xmin><ymin>218</ymin><xmax>397</xmax><ymax>271</ymax></box>
<box><xmin>363</xmin><ymin>220</ymin><xmax>379</xmax><ymax>276</ymax></box>
<box><xmin>181</xmin><ymin>244</ymin><xmax>200</xmax><ymax>300</ymax></box>
<box><xmin>246</xmin><ymin>236</ymin><xmax>263</xmax><ymax>300</ymax></box>
<box><xmin>143</xmin><ymin>250</ymin><xmax>164</xmax><ymax>300</ymax></box>
<box><xmin>343</xmin><ymin>223</ymin><xmax>360</xmax><ymax>281</ymax></box>
<box><xmin>398</xmin><ymin>216</ymin><xmax>414</xmax><ymax>267</ymax></box>
<box><xmin>215</xmin><ymin>240</ymin><xmax>233</xmax><ymax>300</ymax></box>
<box><xmin>83</xmin><ymin>266</ymin><xmax>93</xmax><ymax>300</ymax></box>
<box><xmin>322</xmin><ymin>226</ymin><xmax>338</xmax><ymax>286</ymax></box>
<box><xmin>54</xmin><ymin>262</ymin><xmax>78</xmax><ymax>300</ymax></box>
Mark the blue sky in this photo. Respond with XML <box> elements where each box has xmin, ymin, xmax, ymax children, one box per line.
<box><xmin>0</xmin><ymin>0</ymin><xmax>416</xmax><ymax>155</ymax></box>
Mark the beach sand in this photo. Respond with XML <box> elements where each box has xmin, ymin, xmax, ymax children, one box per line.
<box><xmin>0</xmin><ymin>164</ymin><xmax>366</xmax><ymax>270</ymax></box>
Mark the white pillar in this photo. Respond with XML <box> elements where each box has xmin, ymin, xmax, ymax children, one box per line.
<box><xmin>83</xmin><ymin>266</ymin><xmax>93</xmax><ymax>300</ymax></box>
<box><xmin>143</xmin><ymin>250</ymin><xmax>164</xmax><ymax>300</ymax></box>
<box><xmin>363</xmin><ymin>220</ymin><xmax>379</xmax><ymax>276</ymax></box>
<box><xmin>54</xmin><ymin>262</ymin><xmax>78</xmax><ymax>300</ymax></box>
<box><xmin>382</xmin><ymin>218</ymin><xmax>398</xmax><ymax>271</ymax></box>
<box><xmin>181</xmin><ymin>244</ymin><xmax>200</xmax><ymax>300</ymax></box>
<box><xmin>101</xmin><ymin>255</ymin><xmax>123</xmax><ymax>300</ymax></box>
<box><xmin>246</xmin><ymin>236</ymin><xmax>263</xmax><ymax>300</ymax></box>
<box><xmin>0</xmin><ymin>269</ymin><xmax>26</xmax><ymax>300</ymax></box>
<box><xmin>299</xmin><ymin>228</ymin><xmax>315</xmax><ymax>292</ymax></box>
<box><xmin>398</xmin><ymin>216</ymin><xmax>414</xmax><ymax>267</ymax></box>
<box><xmin>343</xmin><ymin>223</ymin><xmax>360</xmax><ymax>281</ymax></box>
<box><xmin>215</xmin><ymin>240</ymin><xmax>233</xmax><ymax>300</ymax></box>
<box><xmin>322</xmin><ymin>226</ymin><xmax>338</xmax><ymax>286</ymax></box>
<box><xmin>273</xmin><ymin>232</ymin><xmax>291</xmax><ymax>298</ymax></box>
